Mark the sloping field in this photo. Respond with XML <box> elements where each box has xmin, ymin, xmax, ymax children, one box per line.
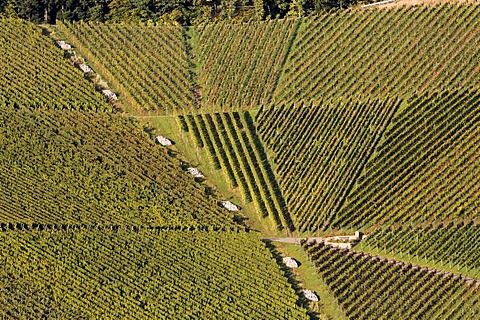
<box><xmin>0</xmin><ymin>229</ymin><xmax>307</xmax><ymax>319</ymax></box>
<box><xmin>58</xmin><ymin>21</ymin><xmax>194</xmax><ymax>114</ymax></box>
<box><xmin>0</xmin><ymin>104</ymin><xmax>232</xmax><ymax>226</ymax></box>
<box><xmin>178</xmin><ymin>111</ymin><xmax>293</xmax><ymax>231</ymax></box>
<box><xmin>193</xmin><ymin>19</ymin><xmax>299</xmax><ymax>109</ymax></box>
<box><xmin>274</xmin><ymin>4</ymin><xmax>480</xmax><ymax>104</ymax></box>
<box><xmin>0</xmin><ymin>18</ymin><xmax>107</xmax><ymax>110</ymax></box>
<box><xmin>303</xmin><ymin>241</ymin><xmax>480</xmax><ymax>319</ymax></box>
<box><xmin>1</xmin><ymin>6</ymin><xmax>479</xmax><ymax>318</ymax></box>
<box><xmin>334</xmin><ymin>89</ymin><xmax>480</xmax><ymax>230</ymax></box>
<box><xmin>256</xmin><ymin>98</ymin><xmax>399</xmax><ymax>232</ymax></box>
<box><xmin>355</xmin><ymin>220</ymin><xmax>480</xmax><ymax>277</ymax></box>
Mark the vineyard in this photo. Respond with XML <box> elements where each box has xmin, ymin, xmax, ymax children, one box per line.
<box><xmin>256</xmin><ymin>98</ymin><xmax>399</xmax><ymax>232</ymax></box>
<box><xmin>303</xmin><ymin>241</ymin><xmax>480</xmax><ymax>319</ymax></box>
<box><xmin>49</xmin><ymin>5</ymin><xmax>480</xmax><ymax>113</ymax></box>
<box><xmin>1</xmin><ymin>4</ymin><xmax>480</xmax><ymax>318</ymax></box>
<box><xmin>193</xmin><ymin>19</ymin><xmax>299</xmax><ymax>109</ymax></box>
<box><xmin>274</xmin><ymin>4</ymin><xmax>480</xmax><ymax>105</ymax></box>
<box><xmin>0</xmin><ymin>104</ymin><xmax>233</xmax><ymax>226</ymax></box>
<box><xmin>0</xmin><ymin>229</ymin><xmax>307</xmax><ymax>319</ymax></box>
<box><xmin>178</xmin><ymin>111</ymin><xmax>293</xmax><ymax>231</ymax></box>
<box><xmin>0</xmin><ymin>18</ymin><xmax>107</xmax><ymax>110</ymax></box>
<box><xmin>57</xmin><ymin>21</ymin><xmax>194</xmax><ymax>114</ymax></box>
<box><xmin>355</xmin><ymin>221</ymin><xmax>480</xmax><ymax>278</ymax></box>
<box><xmin>334</xmin><ymin>89</ymin><xmax>480</xmax><ymax>230</ymax></box>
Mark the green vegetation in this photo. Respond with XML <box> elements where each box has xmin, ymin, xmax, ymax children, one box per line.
<box><xmin>0</xmin><ymin>104</ymin><xmax>233</xmax><ymax>226</ymax></box>
<box><xmin>256</xmin><ymin>98</ymin><xmax>398</xmax><ymax>233</ymax></box>
<box><xmin>335</xmin><ymin>89</ymin><xmax>480</xmax><ymax>230</ymax></box>
<box><xmin>178</xmin><ymin>111</ymin><xmax>293</xmax><ymax>232</ymax></box>
<box><xmin>0</xmin><ymin>18</ymin><xmax>107</xmax><ymax>110</ymax></box>
<box><xmin>194</xmin><ymin>19</ymin><xmax>299</xmax><ymax>109</ymax></box>
<box><xmin>1</xmin><ymin>5</ymin><xmax>480</xmax><ymax>318</ymax></box>
<box><xmin>274</xmin><ymin>242</ymin><xmax>347</xmax><ymax>320</ymax></box>
<box><xmin>355</xmin><ymin>220</ymin><xmax>480</xmax><ymax>278</ymax></box>
<box><xmin>303</xmin><ymin>241</ymin><xmax>480</xmax><ymax>320</ymax></box>
<box><xmin>0</xmin><ymin>229</ymin><xmax>308</xmax><ymax>319</ymax></box>
<box><xmin>58</xmin><ymin>21</ymin><xmax>194</xmax><ymax>114</ymax></box>
<box><xmin>0</xmin><ymin>0</ymin><xmax>353</xmax><ymax>25</ymax></box>
<box><xmin>274</xmin><ymin>5</ymin><xmax>480</xmax><ymax>105</ymax></box>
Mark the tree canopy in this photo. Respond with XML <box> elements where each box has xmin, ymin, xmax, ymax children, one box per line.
<box><xmin>0</xmin><ymin>0</ymin><xmax>356</xmax><ymax>25</ymax></box>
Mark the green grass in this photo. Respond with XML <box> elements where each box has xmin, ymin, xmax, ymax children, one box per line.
<box><xmin>140</xmin><ymin>114</ymin><xmax>282</xmax><ymax>235</ymax></box>
<box><xmin>274</xmin><ymin>242</ymin><xmax>347</xmax><ymax>320</ymax></box>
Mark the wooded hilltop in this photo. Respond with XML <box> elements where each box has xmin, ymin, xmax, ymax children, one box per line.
<box><xmin>0</xmin><ymin>0</ymin><xmax>357</xmax><ymax>25</ymax></box>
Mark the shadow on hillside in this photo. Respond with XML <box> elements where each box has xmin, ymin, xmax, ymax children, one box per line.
<box><xmin>263</xmin><ymin>240</ymin><xmax>319</xmax><ymax>320</ymax></box>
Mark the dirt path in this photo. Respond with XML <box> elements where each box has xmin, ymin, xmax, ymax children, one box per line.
<box><xmin>262</xmin><ymin>237</ymin><xmax>325</xmax><ymax>244</ymax></box>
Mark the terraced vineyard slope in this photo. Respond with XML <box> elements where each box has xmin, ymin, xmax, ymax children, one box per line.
<box><xmin>0</xmin><ymin>229</ymin><xmax>308</xmax><ymax>319</ymax></box>
<box><xmin>0</xmin><ymin>104</ymin><xmax>232</xmax><ymax>226</ymax></box>
<box><xmin>194</xmin><ymin>19</ymin><xmax>299</xmax><ymax>110</ymax></box>
<box><xmin>334</xmin><ymin>89</ymin><xmax>480</xmax><ymax>230</ymax></box>
<box><xmin>256</xmin><ymin>98</ymin><xmax>398</xmax><ymax>233</ymax></box>
<box><xmin>304</xmin><ymin>241</ymin><xmax>480</xmax><ymax>320</ymax></box>
<box><xmin>274</xmin><ymin>4</ymin><xmax>480</xmax><ymax>105</ymax></box>
<box><xmin>0</xmin><ymin>18</ymin><xmax>106</xmax><ymax>110</ymax></box>
<box><xmin>178</xmin><ymin>111</ymin><xmax>293</xmax><ymax>231</ymax></box>
<box><xmin>355</xmin><ymin>221</ymin><xmax>480</xmax><ymax>278</ymax></box>
<box><xmin>58</xmin><ymin>21</ymin><xmax>194</xmax><ymax>114</ymax></box>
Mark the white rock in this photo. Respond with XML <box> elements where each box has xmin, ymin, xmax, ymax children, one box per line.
<box><xmin>303</xmin><ymin>289</ymin><xmax>319</xmax><ymax>302</ymax></box>
<box><xmin>102</xmin><ymin>90</ymin><xmax>118</xmax><ymax>101</ymax></box>
<box><xmin>56</xmin><ymin>40</ymin><xmax>71</xmax><ymax>50</ymax></box>
<box><xmin>156</xmin><ymin>136</ymin><xmax>173</xmax><ymax>146</ymax></box>
<box><xmin>282</xmin><ymin>257</ymin><xmax>299</xmax><ymax>268</ymax></box>
<box><xmin>187</xmin><ymin>167</ymin><xmax>205</xmax><ymax>178</ymax></box>
<box><xmin>79</xmin><ymin>64</ymin><xmax>93</xmax><ymax>73</ymax></box>
<box><xmin>219</xmin><ymin>201</ymin><xmax>239</xmax><ymax>211</ymax></box>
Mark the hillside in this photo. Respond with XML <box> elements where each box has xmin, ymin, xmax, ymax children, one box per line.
<box><xmin>57</xmin><ymin>21</ymin><xmax>194</xmax><ymax>114</ymax></box>
<box><xmin>0</xmin><ymin>229</ymin><xmax>307</xmax><ymax>319</ymax></box>
<box><xmin>0</xmin><ymin>18</ymin><xmax>107</xmax><ymax>110</ymax></box>
<box><xmin>0</xmin><ymin>104</ymin><xmax>234</xmax><ymax>226</ymax></box>
<box><xmin>56</xmin><ymin>4</ymin><xmax>480</xmax><ymax>112</ymax></box>
<box><xmin>0</xmin><ymin>4</ymin><xmax>479</xmax><ymax>319</ymax></box>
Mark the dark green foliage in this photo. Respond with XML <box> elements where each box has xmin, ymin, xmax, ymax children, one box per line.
<box><xmin>0</xmin><ymin>105</ymin><xmax>233</xmax><ymax>226</ymax></box>
<box><xmin>335</xmin><ymin>90</ymin><xmax>480</xmax><ymax>230</ymax></box>
<box><xmin>0</xmin><ymin>18</ymin><xmax>108</xmax><ymax>111</ymax></box>
<box><xmin>0</xmin><ymin>229</ymin><xmax>308</xmax><ymax>319</ymax></box>
<box><xmin>256</xmin><ymin>98</ymin><xmax>398</xmax><ymax>232</ymax></box>
<box><xmin>304</xmin><ymin>242</ymin><xmax>480</xmax><ymax>320</ymax></box>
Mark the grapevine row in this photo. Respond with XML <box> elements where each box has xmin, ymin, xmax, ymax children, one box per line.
<box><xmin>274</xmin><ymin>4</ymin><xmax>480</xmax><ymax>105</ymax></box>
<box><xmin>0</xmin><ymin>18</ymin><xmax>107</xmax><ymax>110</ymax></box>
<box><xmin>256</xmin><ymin>98</ymin><xmax>398</xmax><ymax>232</ymax></box>
<box><xmin>0</xmin><ymin>104</ymin><xmax>233</xmax><ymax>226</ymax></box>
<box><xmin>303</xmin><ymin>241</ymin><xmax>480</xmax><ymax>319</ymax></box>
<box><xmin>335</xmin><ymin>89</ymin><xmax>480</xmax><ymax>230</ymax></box>
<box><xmin>0</xmin><ymin>229</ymin><xmax>308</xmax><ymax>319</ymax></box>
<box><xmin>57</xmin><ymin>21</ymin><xmax>194</xmax><ymax>114</ymax></box>
<box><xmin>179</xmin><ymin>111</ymin><xmax>294</xmax><ymax>231</ymax></box>
<box><xmin>194</xmin><ymin>19</ymin><xmax>299</xmax><ymax>110</ymax></box>
<box><xmin>355</xmin><ymin>220</ymin><xmax>480</xmax><ymax>277</ymax></box>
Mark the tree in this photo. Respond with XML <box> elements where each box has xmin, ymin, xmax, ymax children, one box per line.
<box><xmin>253</xmin><ymin>0</ymin><xmax>264</xmax><ymax>20</ymax></box>
<box><xmin>287</xmin><ymin>0</ymin><xmax>305</xmax><ymax>17</ymax></box>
